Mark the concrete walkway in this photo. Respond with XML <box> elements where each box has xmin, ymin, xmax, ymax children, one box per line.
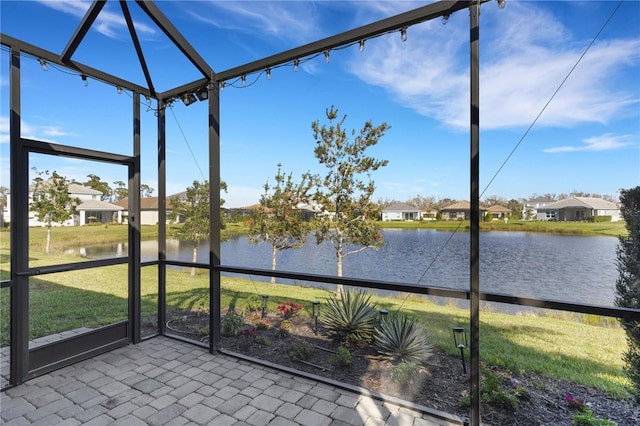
<box><xmin>1</xmin><ymin>336</ymin><xmax>464</xmax><ymax>425</ymax></box>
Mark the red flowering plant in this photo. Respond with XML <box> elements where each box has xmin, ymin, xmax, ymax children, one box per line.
<box><xmin>278</xmin><ymin>320</ymin><xmax>292</xmax><ymax>337</ymax></box>
<box><xmin>251</xmin><ymin>312</ymin><xmax>271</xmax><ymax>330</ymax></box>
<box><xmin>277</xmin><ymin>301</ymin><xmax>302</xmax><ymax>319</ymax></box>
<box><xmin>565</xmin><ymin>394</ymin><xmax>587</xmax><ymax>412</ymax></box>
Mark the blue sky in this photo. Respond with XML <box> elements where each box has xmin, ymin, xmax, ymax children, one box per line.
<box><xmin>1</xmin><ymin>0</ymin><xmax>638</xmax><ymax>208</ymax></box>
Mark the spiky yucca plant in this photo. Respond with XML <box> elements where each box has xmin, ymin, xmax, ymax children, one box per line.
<box><xmin>322</xmin><ymin>289</ymin><xmax>378</xmax><ymax>346</ymax></box>
<box><xmin>374</xmin><ymin>312</ymin><xmax>433</xmax><ymax>365</ymax></box>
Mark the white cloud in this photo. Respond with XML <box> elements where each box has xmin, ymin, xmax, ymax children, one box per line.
<box><xmin>349</xmin><ymin>2</ymin><xmax>640</xmax><ymax>130</ymax></box>
<box><xmin>544</xmin><ymin>133</ymin><xmax>634</xmax><ymax>153</ymax></box>
<box><xmin>36</xmin><ymin>0</ymin><xmax>156</xmax><ymax>40</ymax></box>
<box><xmin>187</xmin><ymin>1</ymin><xmax>322</xmax><ymax>44</ymax></box>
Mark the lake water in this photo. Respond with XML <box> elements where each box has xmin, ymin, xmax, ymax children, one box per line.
<box><xmin>84</xmin><ymin>229</ymin><xmax>620</xmax><ymax>308</ymax></box>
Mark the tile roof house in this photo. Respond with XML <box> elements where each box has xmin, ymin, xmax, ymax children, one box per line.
<box><xmin>113</xmin><ymin>196</ymin><xmax>174</xmax><ymax>225</ymax></box>
<box><xmin>486</xmin><ymin>204</ymin><xmax>512</xmax><ymax>220</ymax></box>
<box><xmin>535</xmin><ymin>197</ymin><xmax>621</xmax><ymax>222</ymax></box>
<box><xmin>439</xmin><ymin>200</ymin><xmax>488</xmax><ymax>220</ymax></box>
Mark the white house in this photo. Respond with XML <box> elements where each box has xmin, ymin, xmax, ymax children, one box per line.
<box><xmin>15</xmin><ymin>183</ymin><xmax>124</xmax><ymax>227</ymax></box>
<box><xmin>381</xmin><ymin>203</ymin><xmax>421</xmax><ymax>221</ymax></box>
<box><xmin>522</xmin><ymin>197</ymin><xmax>554</xmax><ymax>220</ymax></box>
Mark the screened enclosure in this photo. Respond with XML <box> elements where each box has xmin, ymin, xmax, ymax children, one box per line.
<box><xmin>1</xmin><ymin>1</ymin><xmax>639</xmax><ymax>425</ymax></box>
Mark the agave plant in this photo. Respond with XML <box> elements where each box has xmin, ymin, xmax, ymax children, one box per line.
<box><xmin>374</xmin><ymin>312</ymin><xmax>433</xmax><ymax>365</ymax></box>
<box><xmin>321</xmin><ymin>289</ymin><xmax>378</xmax><ymax>346</ymax></box>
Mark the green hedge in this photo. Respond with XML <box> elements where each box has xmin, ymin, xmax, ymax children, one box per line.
<box><xmin>590</xmin><ymin>215</ymin><xmax>612</xmax><ymax>223</ymax></box>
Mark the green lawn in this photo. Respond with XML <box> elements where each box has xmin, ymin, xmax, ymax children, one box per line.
<box><xmin>0</xmin><ymin>248</ymin><xmax>633</xmax><ymax>400</ymax></box>
<box><xmin>378</xmin><ymin>219</ymin><xmax>627</xmax><ymax>237</ymax></box>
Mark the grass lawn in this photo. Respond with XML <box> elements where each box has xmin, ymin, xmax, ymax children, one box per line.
<box><xmin>0</xmin><ymin>248</ymin><xmax>633</xmax><ymax>400</ymax></box>
<box><xmin>378</xmin><ymin>219</ymin><xmax>628</xmax><ymax>237</ymax></box>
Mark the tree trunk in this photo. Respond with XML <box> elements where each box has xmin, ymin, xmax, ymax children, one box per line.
<box><xmin>46</xmin><ymin>226</ymin><xmax>51</xmax><ymax>254</ymax></box>
<box><xmin>271</xmin><ymin>245</ymin><xmax>277</xmax><ymax>285</ymax></box>
<box><xmin>191</xmin><ymin>243</ymin><xmax>198</xmax><ymax>277</ymax></box>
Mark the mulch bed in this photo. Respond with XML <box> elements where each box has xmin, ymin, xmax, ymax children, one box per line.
<box><xmin>166</xmin><ymin>310</ymin><xmax>640</xmax><ymax>426</ymax></box>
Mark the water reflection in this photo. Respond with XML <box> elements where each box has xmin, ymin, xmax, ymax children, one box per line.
<box><xmin>78</xmin><ymin>230</ymin><xmax>619</xmax><ymax>307</ymax></box>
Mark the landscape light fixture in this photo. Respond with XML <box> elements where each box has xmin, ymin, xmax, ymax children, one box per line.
<box><xmin>453</xmin><ymin>327</ymin><xmax>467</xmax><ymax>374</ymax></box>
<box><xmin>379</xmin><ymin>309</ymin><xmax>389</xmax><ymax>321</ymax></box>
<box><xmin>181</xmin><ymin>92</ymin><xmax>197</xmax><ymax>106</ymax></box>
<box><xmin>38</xmin><ymin>59</ymin><xmax>47</xmax><ymax>71</ymax></box>
<box><xmin>195</xmin><ymin>85</ymin><xmax>208</xmax><ymax>101</ymax></box>
<box><xmin>261</xmin><ymin>295</ymin><xmax>269</xmax><ymax>319</ymax></box>
<box><xmin>312</xmin><ymin>301</ymin><xmax>320</xmax><ymax>335</ymax></box>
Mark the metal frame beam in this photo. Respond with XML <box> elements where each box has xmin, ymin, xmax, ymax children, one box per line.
<box><xmin>60</xmin><ymin>0</ymin><xmax>106</xmax><ymax>64</ymax></box>
<box><xmin>120</xmin><ymin>1</ymin><xmax>157</xmax><ymax>98</ymax></box>
<box><xmin>135</xmin><ymin>0</ymin><xmax>214</xmax><ymax>79</ymax></box>
<box><xmin>215</xmin><ymin>0</ymin><xmax>473</xmax><ymax>82</ymax></box>
<box><xmin>0</xmin><ymin>34</ymin><xmax>152</xmax><ymax>98</ymax></box>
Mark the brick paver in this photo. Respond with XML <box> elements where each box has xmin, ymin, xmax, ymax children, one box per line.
<box><xmin>1</xmin><ymin>337</ymin><xmax>463</xmax><ymax>425</ymax></box>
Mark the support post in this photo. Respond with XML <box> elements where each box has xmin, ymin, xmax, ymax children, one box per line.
<box><xmin>158</xmin><ymin>99</ymin><xmax>167</xmax><ymax>336</ymax></box>
<box><xmin>9</xmin><ymin>47</ymin><xmax>29</xmax><ymax>386</ymax></box>
<box><xmin>209</xmin><ymin>79</ymin><xmax>222</xmax><ymax>353</ymax></box>
<box><xmin>469</xmin><ymin>1</ymin><xmax>481</xmax><ymax>425</ymax></box>
<box><xmin>130</xmin><ymin>92</ymin><xmax>142</xmax><ymax>343</ymax></box>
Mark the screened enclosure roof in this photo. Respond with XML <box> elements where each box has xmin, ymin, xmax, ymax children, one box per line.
<box><xmin>1</xmin><ymin>0</ymin><xmax>475</xmax><ymax>102</ymax></box>
<box><xmin>2</xmin><ymin>0</ymin><xmax>638</xmax><ymax>209</ymax></box>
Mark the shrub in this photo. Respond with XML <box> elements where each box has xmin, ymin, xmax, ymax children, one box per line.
<box><xmin>289</xmin><ymin>341</ymin><xmax>312</xmax><ymax>360</ymax></box>
<box><xmin>221</xmin><ymin>311</ymin><xmax>244</xmax><ymax>337</ymax></box>
<box><xmin>481</xmin><ymin>368</ymin><xmax>519</xmax><ymax>409</ymax></box>
<box><xmin>245</xmin><ymin>294</ymin><xmax>262</xmax><ymax>313</ymax></box>
<box><xmin>590</xmin><ymin>215</ymin><xmax>612</xmax><ymax>223</ymax></box>
<box><xmin>254</xmin><ymin>335</ymin><xmax>271</xmax><ymax>346</ymax></box>
<box><xmin>321</xmin><ymin>289</ymin><xmax>378</xmax><ymax>347</ymax></box>
<box><xmin>390</xmin><ymin>362</ymin><xmax>419</xmax><ymax>387</ymax></box>
<box><xmin>615</xmin><ymin>186</ymin><xmax>640</xmax><ymax>402</ymax></box>
<box><xmin>374</xmin><ymin>312</ymin><xmax>433</xmax><ymax>365</ymax></box>
<box><xmin>572</xmin><ymin>410</ymin><xmax>617</xmax><ymax>426</ymax></box>
<box><xmin>330</xmin><ymin>346</ymin><xmax>352</xmax><ymax>367</ymax></box>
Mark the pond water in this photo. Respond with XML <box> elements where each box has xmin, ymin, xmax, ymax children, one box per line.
<box><xmin>83</xmin><ymin>229</ymin><xmax>620</xmax><ymax>308</ymax></box>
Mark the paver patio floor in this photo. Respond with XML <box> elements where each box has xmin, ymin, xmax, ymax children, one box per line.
<box><xmin>1</xmin><ymin>336</ymin><xmax>464</xmax><ymax>425</ymax></box>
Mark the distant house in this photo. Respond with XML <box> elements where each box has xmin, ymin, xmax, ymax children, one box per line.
<box><xmin>486</xmin><ymin>205</ymin><xmax>511</xmax><ymax>220</ymax></box>
<box><xmin>420</xmin><ymin>209</ymin><xmax>438</xmax><ymax>221</ymax></box>
<box><xmin>25</xmin><ymin>183</ymin><xmax>123</xmax><ymax>226</ymax></box>
<box><xmin>113</xmin><ymin>197</ymin><xmax>175</xmax><ymax>225</ymax></box>
<box><xmin>535</xmin><ymin>197</ymin><xmax>621</xmax><ymax>222</ymax></box>
<box><xmin>439</xmin><ymin>200</ymin><xmax>488</xmax><ymax>220</ymax></box>
<box><xmin>522</xmin><ymin>197</ymin><xmax>554</xmax><ymax>220</ymax></box>
<box><xmin>381</xmin><ymin>203</ymin><xmax>421</xmax><ymax>221</ymax></box>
